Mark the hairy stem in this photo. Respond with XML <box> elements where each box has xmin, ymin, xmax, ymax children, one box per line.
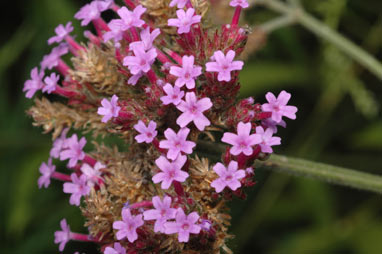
<box><xmin>255</xmin><ymin>0</ymin><xmax>382</xmax><ymax>79</ymax></box>
<box><xmin>197</xmin><ymin>141</ymin><xmax>382</xmax><ymax>194</ymax></box>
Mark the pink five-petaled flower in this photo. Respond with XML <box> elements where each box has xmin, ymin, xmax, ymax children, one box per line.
<box><xmin>41</xmin><ymin>43</ymin><xmax>69</xmax><ymax>70</ymax></box>
<box><xmin>152</xmin><ymin>155</ymin><xmax>189</xmax><ymax>189</ymax></box>
<box><xmin>168</xmin><ymin>8</ymin><xmax>201</xmax><ymax>34</ymax></box>
<box><xmin>48</xmin><ymin>22</ymin><xmax>73</xmax><ymax>45</ymax></box>
<box><xmin>176</xmin><ymin>92</ymin><xmax>212</xmax><ymax>131</ymax></box>
<box><xmin>123</xmin><ymin>43</ymin><xmax>157</xmax><ymax>75</ymax></box>
<box><xmin>206</xmin><ymin>50</ymin><xmax>243</xmax><ymax>82</ymax></box>
<box><xmin>170</xmin><ymin>55</ymin><xmax>202</xmax><ymax>89</ymax></box>
<box><xmin>261</xmin><ymin>118</ymin><xmax>286</xmax><ymax>134</ymax></box>
<box><xmin>159</xmin><ymin>128</ymin><xmax>196</xmax><ymax>160</ymax></box>
<box><xmin>23</xmin><ymin>67</ymin><xmax>44</xmax><ymax>98</ymax></box>
<box><xmin>63</xmin><ymin>173</ymin><xmax>91</xmax><ymax>206</ymax></box>
<box><xmin>129</xmin><ymin>27</ymin><xmax>161</xmax><ymax>51</ymax></box>
<box><xmin>50</xmin><ymin>128</ymin><xmax>69</xmax><ymax>158</ymax></box>
<box><xmin>80</xmin><ymin>162</ymin><xmax>105</xmax><ymax>187</ymax></box>
<box><xmin>104</xmin><ymin>242</ymin><xmax>126</xmax><ymax>254</ymax></box>
<box><xmin>75</xmin><ymin>0</ymin><xmax>113</xmax><ymax>26</ymax></box>
<box><xmin>38</xmin><ymin>158</ymin><xmax>56</xmax><ymax>189</ymax></box>
<box><xmin>133</xmin><ymin>120</ymin><xmax>158</xmax><ymax>143</ymax></box>
<box><xmin>54</xmin><ymin>219</ymin><xmax>71</xmax><ymax>251</ymax></box>
<box><xmin>229</xmin><ymin>0</ymin><xmax>249</xmax><ymax>8</ymax></box>
<box><xmin>164</xmin><ymin>208</ymin><xmax>201</xmax><ymax>242</ymax></box>
<box><xmin>43</xmin><ymin>72</ymin><xmax>59</xmax><ymax>94</ymax></box>
<box><xmin>261</xmin><ymin>90</ymin><xmax>298</xmax><ymax>123</ymax></box>
<box><xmin>143</xmin><ymin>196</ymin><xmax>177</xmax><ymax>233</ymax></box>
<box><xmin>255</xmin><ymin>126</ymin><xmax>281</xmax><ymax>153</ymax></box>
<box><xmin>169</xmin><ymin>0</ymin><xmax>188</xmax><ymax>8</ymax></box>
<box><xmin>211</xmin><ymin>161</ymin><xmax>246</xmax><ymax>193</ymax></box>
<box><xmin>97</xmin><ymin>95</ymin><xmax>121</xmax><ymax>123</ymax></box>
<box><xmin>113</xmin><ymin>208</ymin><xmax>144</xmax><ymax>243</ymax></box>
<box><xmin>60</xmin><ymin>134</ymin><xmax>86</xmax><ymax>167</ymax></box>
<box><xmin>221</xmin><ymin>121</ymin><xmax>261</xmax><ymax>156</ymax></box>
<box><xmin>160</xmin><ymin>83</ymin><xmax>185</xmax><ymax>106</ymax></box>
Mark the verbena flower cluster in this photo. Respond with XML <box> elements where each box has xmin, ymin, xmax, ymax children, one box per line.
<box><xmin>25</xmin><ymin>0</ymin><xmax>297</xmax><ymax>253</ymax></box>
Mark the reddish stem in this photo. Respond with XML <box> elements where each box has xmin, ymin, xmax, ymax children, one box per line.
<box><xmin>51</xmin><ymin>172</ymin><xmax>72</xmax><ymax>182</ymax></box>
<box><xmin>65</xmin><ymin>36</ymin><xmax>85</xmax><ymax>56</ymax></box>
<box><xmin>156</xmin><ymin>49</ymin><xmax>171</xmax><ymax>64</ymax></box>
<box><xmin>70</xmin><ymin>232</ymin><xmax>99</xmax><ymax>243</ymax></box>
<box><xmin>173</xmin><ymin>181</ymin><xmax>185</xmax><ymax>197</ymax></box>
<box><xmin>124</xmin><ymin>0</ymin><xmax>136</xmax><ymax>9</ymax></box>
<box><xmin>53</xmin><ymin>86</ymin><xmax>80</xmax><ymax>98</ymax></box>
<box><xmin>55</xmin><ymin>60</ymin><xmax>70</xmax><ymax>76</ymax></box>
<box><xmin>231</xmin><ymin>7</ymin><xmax>242</xmax><ymax>26</ymax></box>
<box><xmin>164</xmin><ymin>48</ymin><xmax>182</xmax><ymax>64</ymax></box>
<box><xmin>83</xmin><ymin>155</ymin><xmax>97</xmax><ymax>167</ymax></box>
<box><xmin>130</xmin><ymin>201</ymin><xmax>153</xmax><ymax>209</ymax></box>
<box><xmin>147</xmin><ymin>69</ymin><xmax>158</xmax><ymax>84</ymax></box>
<box><xmin>152</xmin><ymin>138</ymin><xmax>166</xmax><ymax>154</ymax></box>
<box><xmin>130</xmin><ymin>28</ymin><xmax>140</xmax><ymax>41</ymax></box>
<box><xmin>186</xmin><ymin>1</ymin><xmax>193</xmax><ymax>8</ymax></box>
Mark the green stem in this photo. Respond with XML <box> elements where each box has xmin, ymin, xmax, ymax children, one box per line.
<box><xmin>196</xmin><ymin>141</ymin><xmax>382</xmax><ymax>194</ymax></box>
<box><xmin>256</xmin><ymin>0</ymin><xmax>382</xmax><ymax>79</ymax></box>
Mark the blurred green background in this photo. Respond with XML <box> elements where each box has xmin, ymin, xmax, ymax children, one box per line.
<box><xmin>1</xmin><ymin>0</ymin><xmax>382</xmax><ymax>253</ymax></box>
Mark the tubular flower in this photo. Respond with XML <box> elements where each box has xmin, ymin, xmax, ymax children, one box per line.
<box><xmin>25</xmin><ymin>0</ymin><xmax>298</xmax><ymax>253</ymax></box>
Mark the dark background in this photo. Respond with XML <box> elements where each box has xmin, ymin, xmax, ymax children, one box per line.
<box><xmin>1</xmin><ymin>0</ymin><xmax>382</xmax><ymax>253</ymax></box>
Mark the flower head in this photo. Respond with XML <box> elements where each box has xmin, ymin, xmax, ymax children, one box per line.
<box><xmin>261</xmin><ymin>90</ymin><xmax>298</xmax><ymax>123</ymax></box>
<box><xmin>80</xmin><ymin>162</ymin><xmax>105</xmax><ymax>187</ymax></box>
<box><xmin>41</xmin><ymin>43</ymin><xmax>69</xmax><ymax>70</ymax></box>
<box><xmin>169</xmin><ymin>0</ymin><xmax>188</xmax><ymax>8</ymax></box>
<box><xmin>23</xmin><ymin>67</ymin><xmax>44</xmax><ymax>98</ymax></box>
<box><xmin>38</xmin><ymin>158</ymin><xmax>56</xmax><ymax>189</ymax></box>
<box><xmin>176</xmin><ymin>92</ymin><xmax>212</xmax><ymax>131</ymax></box>
<box><xmin>104</xmin><ymin>242</ymin><xmax>126</xmax><ymax>254</ymax></box>
<box><xmin>168</xmin><ymin>8</ymin><xmax>201</xmax><ymax>34</ymax></box>
<box><xmin>75</xmin><ymin>0</ymin><xmax>113</xmax><ymax>26</ymax></box>
<box><xmin>43</xmin><ymin>72</ymin><xmax>59</xmax><ymax>94</ymax></box>
<box><xmin>221</xmin><ymin>121</ymin><xmax>261</xmax><ymax>156</ymax></box>
<box><xmin>160</xmin><ymin>83</ymin><xmax>185</xmax><ymax>106</ymax></box>
<box><xmin>59</xmin><ymin>134</ymin><xmax>86</xmax><ymax>167</ymax></box>
<box><xmin>164</xmin><ymin>208</ymin><xmax>201</xmax><ymax>242</ymax></box>
<box><xmin>97</xmin><ymin>95</ymin><xmax>121</xmax><ymax>123</ymax></box>
<box><xmin>50</xmin><ymin>128</ymin><xmax>69</xmax><ymax>158</ymax></box>
<box><xmin>229</xmin><ymin>0</ymin><xmax>249</xmax><ymax>8</ymax></box>
<box><xmin>48</xmin><ymin>22</ymin><xmax>73</xmax><ymax>45</ymax></box>
<box><xmin>134</xmin><ymin>120</ymin><xmax>158</xmax><ymax>143</ymax></box>
<box><xmin>211</xmin><ymin>161</ymin><xmax>246</xmax><ymax>193</ymax></box>
<box><xmin>152</xmin><ymin>155</ymin><xmax>189</xmax><ymax>189</ymax></box>
<box><xmin>63</xmin><ymin>173</ymin><xmax>91</xmax><ymax>206</ymax></box>
<box><xmin>123</xmin><ymin>44</ymin><xmax>157</xmax><ymax>75</ymax></box>
<box><xmin>159</xmin><ymin>128</ymin><xmax>196</xmax><ymax>160</ymax></box>
<box><xmin>170</xmin><ymin>55</ymin><xmax>202</xmax><ymax>89</ymax></box>
<box><xmin>206</xmin><ymin>50</ymin><xmax>243</xmax><ymax>82</ymax></box>
<box><xmin>113</xmin><ymin>208</ymin><xmax>144</xmax><ymax>243</ymax></box>
<box><xmin>54</xmin><ymin>219</ymin><xmax>71</xmax><ymax>251</ymax></box>
<box><xmin>129</xmin><ymin>27</ymin><xmax>160</xmax><ymax>51</ymax></box>
<box><xmin>143</xmin><ymin>196</ymin><xmax>177</xmax><ymax>233</ymax></box>
<box><xmin>107</xmin><ymin>5</ymin><xmax>146</xmax><ymax>32</ymax></box>
<box><xmin>255</xmin><ymin>126</ymin><xmax>281</xmax><ymax>153</ymax></box>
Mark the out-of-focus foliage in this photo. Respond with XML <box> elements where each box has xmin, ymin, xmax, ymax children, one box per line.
<box><xmin>0</xmin><ymin>0</ymin><xmax>381</xmax><ymax>253</ymax></box>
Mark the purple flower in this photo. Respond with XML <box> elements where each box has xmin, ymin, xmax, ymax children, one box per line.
<box><xmin>245</xmin><ymin>167</ymin><xmax>254</xmax><ymax>175</ymax></box>
<box><xmin>200</xmin><ymin>219</ymin><xmax>212</xmax><ymax>231</ymax></box>
<box><xmin>104</xmin><ymin>242</ymin><xmax>126</xmax><ymax>254</ymax></box>
<box><xmin>164</xmin><ymin>208</ymin><xmax>201</xmax><ymax>242</ymax></box>
<box><xmin>205</xmin><ymin>50</ymin><xmax>243</xmax><ymax>82</ymax></box>
<box><xmin>221</xmin><ymin>122</ymin><xmax>261</xmax><ymax>156</ymax></box>
<box><xmin>261</xmin><ymin>118</ymin><xmax>286</xmax><ymax>134</ymax></box>
<box><xmin>168</xmin><ymin>8</ymin><xmax>201</xmax><ymax>34</ymax></box>
<box><xmin>38</xmin><ymin>158</ymin><xmax>56</xmax><ymax>189</ymax></box>
<box><xmin>48</xmin><ymin>22</ymin><xmax>73</xmax><ymax>45</ymax></box>
<box><xmin>50</xmin><ymin>128</ymin><xmax>69</xmax><ymax>158</ymax></box>
<box><xmin>170</xmin><ymin>55</ymin><xmax>202</xmax><ymax>89</ymax></box>
<box><xmin>97</xmin><ymin>95</ymin><xmax>121</xmax><ymax>123</ymax></box>
<box><xmin>152</xmin><ymin>155</ymin><xmax>189</xmax><ymax>189</ymax></box>
<box><xmin>229</xmin><ymin>0</ymin><xmax>249</xmax><ymax>8</ymax></box>
<box><xmin>41</xmin><ymin>43</ymin><xmax>69</xmax><ymax>70</ymax></box>
<box><xmin>133</xmin><ymin>120</ymin><xmax>158</xmax><ymax>143</ymax></box>
<box><xmin>43</xmin><ymin>72</ymin><xmax>59</xmax><ymax>94</ymax></box>
<box><xmin>63</xmin><ymin>173</ymin><xmax>91</xmax><ymax>206</ymax></box>
<box><xmin>169</xmin><ymin>0</ymin><xmax>188</xmax><ymax>8</ymax></box>
<box><xmin>123</xmin><ymin>44</ymin><xmax>157</xmax><ymax>75</ymax></box>
<box><xmin>129</xmin><ymin>27</ymin><xmax>160</xmax><ymax>51</ymax></box>
<box><xmin>54</xmin><ymin>219</ymin><xmax>71</xmax><ymax>251</ymax></box>
<box><xmin>128</xmin><ymin>71</ymin><xmax>143</xmax><ymax>85</ymax></box>
<box><xmin>75</xmin><ymin>0</ymin><xmax>113</xmax><ymax>26</ymax></box>
<box><xmin>211</xmin><ymin>161</ymin><xmax>245</xmax><ymax>193</ymax></box>
<box><xmin>113</xmin><ymin>208</ymin><xmax>144</xmax><ymax>243</ymax></box>
<box><xmin>176</xmin><ymin>92</ymin><xmax>212</xmax><ymax>131</ymax></box>
<box><xmin>23</xmin><ymin>67</ymin><xmax>44</xmax><ymax>98</ymax></box>
<box><xmin>160</xmin><ymin>83</ymin><xmax>185</xmax><ymax>105</ymax></box>
<box><xmin>261</xmin><ymin>90</ymin><xmax>298</xmax><ymax>123</ymax></box>
<box><xmin>143</xmin><ymin>196</ymin><xmax>177</xmax><ymax>233</ymax></box>
<box><xmin>255</xmin><ymin>126</ymin><xmax>281</xmax><ymax>153</ymax></box>
<box><xmin>60</xmin><ymin>134</ymin><xmax>86</xmax><ymax>167</ymax></box>
<box><xmin>107</xmin><ymin>5</ymin><xmax>146</xmax><ymax>32</ymax></box>
<box><xmin>159</xmin><ymin>127</ymin><xmax>196</xmax><ymax>160</ymax></box>
<box><xmin>80</xmin><ymin>162</ymin><xmax>105</xmax><ymax>187</ymax></box>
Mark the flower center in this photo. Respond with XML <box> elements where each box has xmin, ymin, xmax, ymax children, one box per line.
<box><xmin>184</xmin><ymin>72</ymin><xmax>191</xmax><ymax>79</ymax></box>
<box><xmin>168</xmin><ymin>170</ymin><xmax>176</xmax><ymax>178</ymax></box>
<box><xmin>225</xmin><ymin>175</ymin><xmax>233</xmax><ymax>181</ymax></box>
<box><xmin>182</xmin><ymin>223</ymin><xmax>190</xmax><ymax>230</ymax></box>
<box><xmin>160</xmin><ymin>209</ymin><xmax>166</xmax><ymax>216</ymax></box>
<box><xmin>140</xmin><ymin>59</ymin><xmax>147</xmax><ymax>66</ymax></box>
